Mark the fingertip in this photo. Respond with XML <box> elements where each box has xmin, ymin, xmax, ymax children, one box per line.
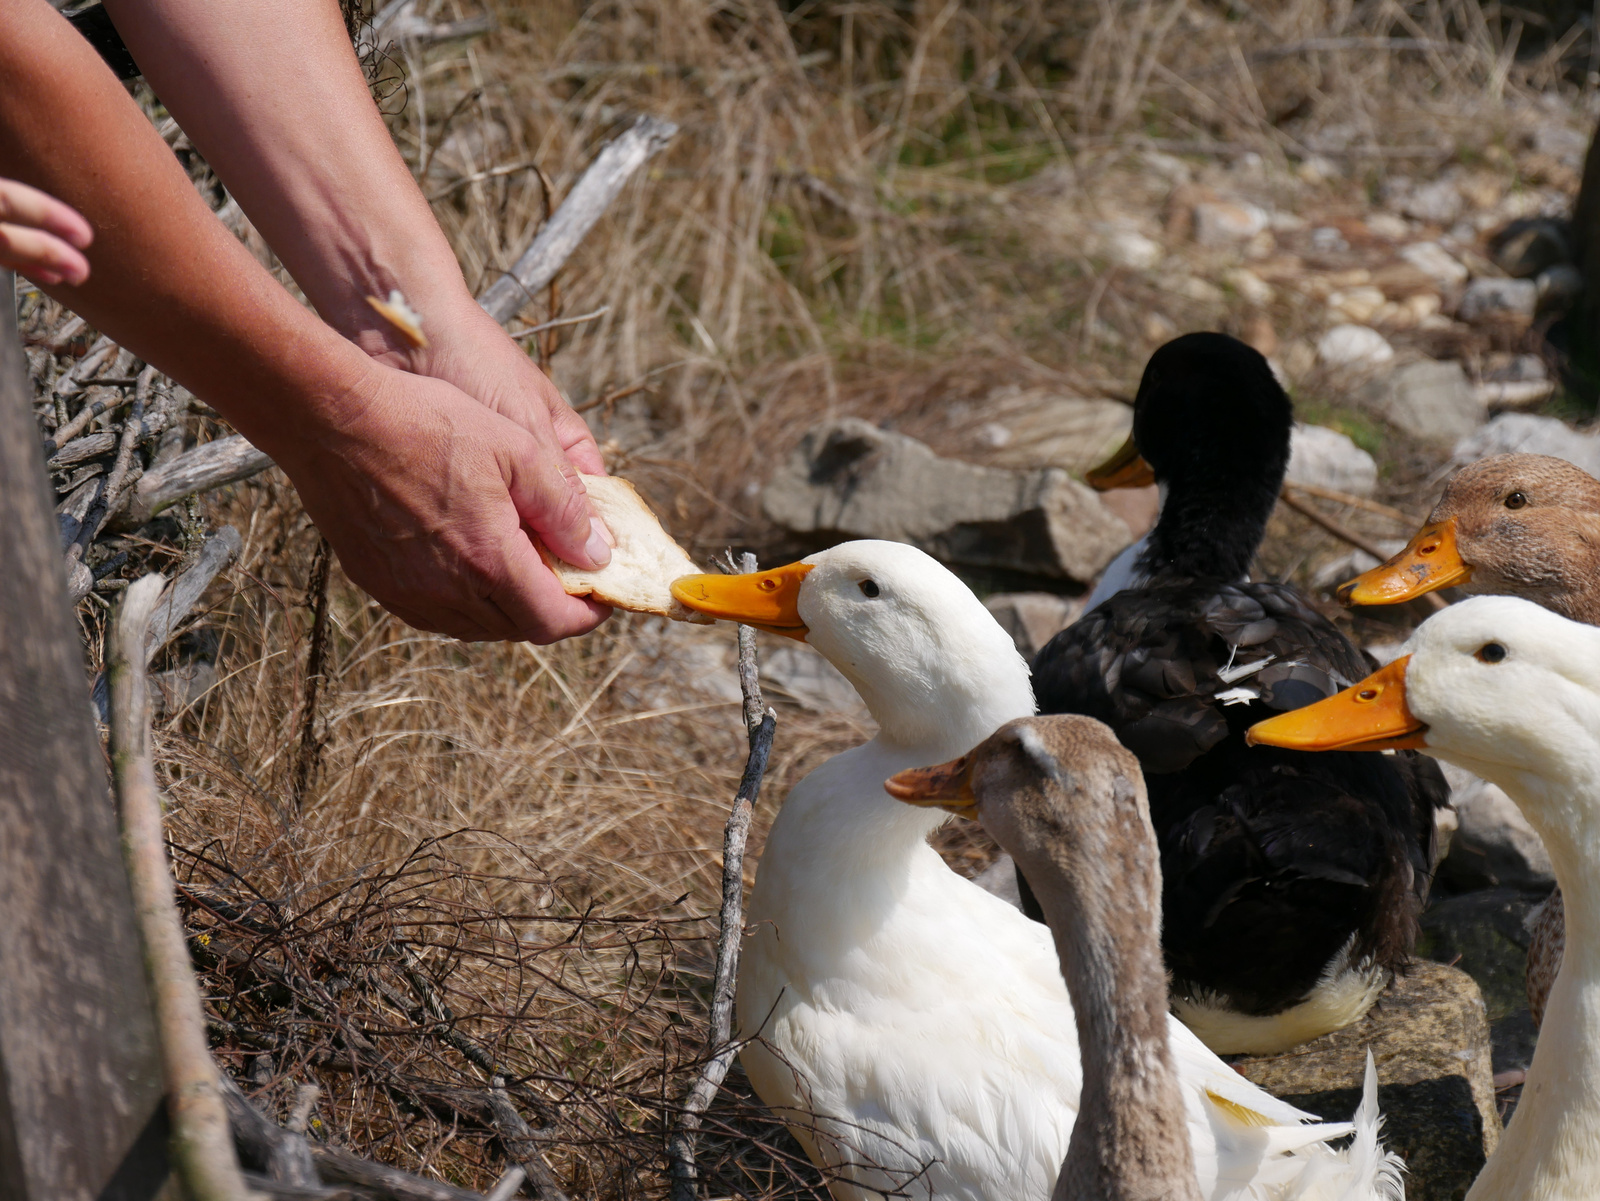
<box><xmin>584</xmin><ymin>516</ymin><xmax>613</xmax><ymax>568</ymax></box>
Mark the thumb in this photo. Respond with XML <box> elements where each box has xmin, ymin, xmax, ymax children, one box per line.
<box><xmin>505</xmin><ymin>436</ymin><xmax>611</xmax><ymax>571</ymax></box>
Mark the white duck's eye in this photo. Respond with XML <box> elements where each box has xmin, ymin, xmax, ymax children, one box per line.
<box><xmin>859</xmin><ymin>579</ymin><xmax>881</xmax><ymax>598</ymax></box>
<box><xmin>1505</xmin><ymin>491</ymin><xmax>1528</xmax><ymax>510</ymax></box>
<box><xmin>1476</xmin><ymin>642</ymin><xmax>1507</xmax><ymax>664</ymax></box>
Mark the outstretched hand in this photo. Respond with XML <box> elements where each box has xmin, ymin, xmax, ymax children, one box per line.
<box><xmin>0</xmin><ymin>176</ymin><xmax>92</xmax><ymax>286</ymax></box>
<box><xmin>272</xmin><ymin>359</ymin><xmax>611</xmax><ymax>644</ymax></box>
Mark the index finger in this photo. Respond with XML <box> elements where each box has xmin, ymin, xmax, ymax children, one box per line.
<box><xmin>0</xmin><ymin>178</ymin><xmax>92</xmax><ymax>250</ymax></box>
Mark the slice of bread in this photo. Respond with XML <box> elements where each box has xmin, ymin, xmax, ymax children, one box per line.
<box><xmin>537</xmin><ymin>474</ymin><xmax>712</xmax><ymax>622</ymax></box>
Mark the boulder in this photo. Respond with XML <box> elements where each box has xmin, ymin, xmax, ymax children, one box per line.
<box><xmin>1419</xmin><ymin>887</ymin><xmax>1544</xmax><ymax>1025</ymax></box>
<box><xmin>762</xmin><ymin>642</ymin><xmax>868</xmax><ymax>717</ymax></box>
<box><xmin>1360</xmin><ymin>359</ymin><xmax>1486</xmax><ymax>445</ymax></box>
<box><xmin>983</xmin><ymin>592</ymin><xmax>1082</xmax><ymax>659</ymax></box>
<box><xmin>763</xmin><ymin>419</ymin><xmax>1131</xmax><ymax>583</ymax></box>
<box><xmin>984</xmin><ymin>393</ymin><xmax>1132</xmax><ymax>476</ymax></box>
<box><xmin>1287</xmin><ymin>424</ymin><xmax>1378</xmax><ymax>496</ymax></box>
<box><xmin>1231</xmin><ymin>961</ymin><xmax>1499</xmax><ymax>1201</ymax></box>
<box><xmin>1317</xmin><ymin>323</ymin><xmax>1394</xmax><ymax>368</ymax></box>
<box><xmin>1453</xmin><ymin>413</ymin><xmax>1600</xmax><ymax>477</ymax></box>
<box><xmin>1458</xmin><ymin>277</ymin><xmax>1538</xmax><ymax>323</ymax></box>
<box><xmin>1437</xmin><ymin>762</ymin><xmax>1555</xmax><ymax>892</ymax></box>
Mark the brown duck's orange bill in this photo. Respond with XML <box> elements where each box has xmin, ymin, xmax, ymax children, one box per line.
<box><xmin>669</xmin><ymin>562</ymin><xmax>814</xmax><ymax>640</ymax></box>
<box><xmin>884</xmin><ymin>754</ymin><xmax>978</xmax><ymax>819</ymax></box>
<box><xmin>1085</xmin><ymin>433</ymin><xmax>1156</xmax><ymax>491</ymax></box>
<box><xmin>1246</xmin><ymin>656</ymin><xmax>1428</xmax><ymax>752</ymax></box>
<box><xmin>1337</xmin><ymin>517</ymin><xmax>1472</xmax><ymax>607</ymax></box>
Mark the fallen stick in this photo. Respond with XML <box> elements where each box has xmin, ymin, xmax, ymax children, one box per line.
<box><xmin>478</xmin><ymin>114</ymin><xmax>678</xmax><ymax>325</ymax></box>
<box><xmin>1283</xmin><ymin>481</ymin><xmax>1421</xmax><ymax>525</ymax></box>
<box><xmin>668</xmin><ymin>551</ymin><xmax>778</xmax><ymax>1201</ymax></box>
<box><xmin>119</xmin><ymin>115</ymin><xmax>676</xmax><ymax>525</ymax></box>
<box><xmin>110</xmin><ymin>573</ymin><xmax>252</xmax><ymax>1201</ymax></box>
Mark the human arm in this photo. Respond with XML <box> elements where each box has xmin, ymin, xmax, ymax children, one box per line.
<box><xmin>0</xmin><ymin>0</ymin><xmax>607</xmax><ymax>642</ymax></box>
<box><xmin>0</xmin><ymin>177</ymin><xmax>91</xmax><ymax>286</ymax></box>
<box><xmin>99</xmin><ymin>0</ymin><xmax>607</xmax><ymax>482</ymax></box>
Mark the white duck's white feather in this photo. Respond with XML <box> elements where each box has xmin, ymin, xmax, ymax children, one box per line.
<box><xmin>734</xmin><ymin>540</ymin><xmax>1402</xmax><ymax>1201</ymax></box>
<box><xmin>1386</xmin><ymin>597</ymin><xmax>1600</xmax><ymax>1201</ymax></box>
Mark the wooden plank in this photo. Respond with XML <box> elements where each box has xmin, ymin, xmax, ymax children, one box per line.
<box><xmin>0</xmin><ymin>276</ymin><xmax>169</xmax><ymax>1199</ymax></box>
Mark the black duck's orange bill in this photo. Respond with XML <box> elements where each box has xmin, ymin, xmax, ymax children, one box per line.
<box><xmin>1337</xmin><ymin>517</ymin><xmax>1471</xmax><ymax>607</ymax></box>
<box><xmin>1246</xmin><ymin>656</ymin><xmax>1428</xmax><ymax>752</ymax></box>
<box><xmin>884</xmin><ymin>755</ymin><xmax>978</xmax><ymax>819</ymax></box>
<box><xmin>670</xmin><ymin>562</ymin><xmax>813</xmax><ymax>640</ymax></box>
<box><xmin>1086</xmin><ymin>433</ymin><xmax>1156</xmax><ymax>491</ymax></box>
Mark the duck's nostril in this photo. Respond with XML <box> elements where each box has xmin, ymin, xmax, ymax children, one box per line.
<box><xmin>1357</xmin><ymin>688</ymin><xmax>1378</xmax><ymax>701</ymax></box>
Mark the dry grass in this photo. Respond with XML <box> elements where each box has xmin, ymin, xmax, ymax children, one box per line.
<box><xmin>51</xmin><ymin>0</ymin><xmax>1600</xmax><ymax>1195</ymax></box>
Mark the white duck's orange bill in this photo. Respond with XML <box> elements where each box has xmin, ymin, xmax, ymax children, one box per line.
<box><xmin>1246</xmin><ymin>656</ymin><xmax>1428</xmax><ymax>752</ymax></box>
<box><xmin>1338</xmin><ymin>517</ymin><xmax>1471</xmax><ymax>607</ymax></box>
<box><xmin>669</xmin><ymin>562</ymin><xmax>813</xmax><ymax>640</ymax></box>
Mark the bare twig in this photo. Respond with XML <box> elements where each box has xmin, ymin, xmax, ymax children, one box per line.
<box><xmin>120</xmin><ymin>435</ymin><xmax>275</xmax><ymax>527</ymax></box>
<box><xmin>669</xmin><ymin>551</ymin><xmax>777</xmax><ymax>1201</ymax></box>
<box><xmin>292</xmin><ymin>537</ymin><xmax>334</xmax><ymax>809</ymax></box>
<box><xmin>1283</xmin><ymin>482</ymin><xmax>1421</xmax><ymax>525</ymax></box>
<box><xmin>110</xmin><ymin>573</ymin><xmax>251</xmax><ymax>1200</ymax></box>
<box><xmin>478</xmin><ymin>115</ymin><xmax>678</xmax><ymax>325</ymax></box>
<box><xmin>509</xmin><ymin>305</ymin><xmax>612</xmax><ymax>340</ymax></box>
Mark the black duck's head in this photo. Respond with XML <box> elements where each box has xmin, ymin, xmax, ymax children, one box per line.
<box><xmin>1095</xmin><ymin>332</ymin><xmax>1293</xmax><ymax>582</ymax></box>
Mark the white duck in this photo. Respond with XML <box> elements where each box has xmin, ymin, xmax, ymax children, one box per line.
<box><xmin>1248</xmin><ymin>594</ymin><xmax>1600</xmax><ymax>1201</ymax></box>
<box><xmin>671</xmin><ymin>540</ymin><xmax>1403</xmax><ymax>1201</ymax></box>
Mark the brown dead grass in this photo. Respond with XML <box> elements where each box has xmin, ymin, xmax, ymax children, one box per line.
<box><xmin>75</xmin><ymin>0</ymin><xmax>1599</xmax><ymax>1194</ymax></box>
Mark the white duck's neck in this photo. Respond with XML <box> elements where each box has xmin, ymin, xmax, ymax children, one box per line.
<box><xmin>1468</xmin><ymin>764</ymin><xmax>1600</xmax><ymax>1198</ymax></box>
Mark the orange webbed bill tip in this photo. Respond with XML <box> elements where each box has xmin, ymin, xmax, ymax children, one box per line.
<box><xmin>1085</xmin><ymin>433</ymin><xmax>1156</xmax><ymax>491</ymax></box>
<box><xmin>1337</xmin><ymin>517</ymin><xmax>1471</xmax><ymax>607</ymax></box>
<box><xmin>1246</xmin><ymin>655</ymin><xmax>1428</xmax><ymax>753</ymax></box>
<box><xmin>884</xmin><ymin>755</ymin><xmax>978</xmax><ymax>818</ymax></box>
<box><xmin>668</xmin><ymin>561</ymin><xmax>813</xmax><ymax>640</ymax></box>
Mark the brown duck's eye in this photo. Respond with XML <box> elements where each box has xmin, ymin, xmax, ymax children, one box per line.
<box><xmin>1476</xmin><ymin>642</ymin><xmax>1507</xmax><ymax>664</ymax></box>
<box><xmin>1505</xmin><ymin>491</ymin><xmax>1528</xmax><ymax>510</ymax></box>
<box><xmin>859</xmin><ymin>579</ymin><xmax>881</xmax><ymax>598</ymax></box>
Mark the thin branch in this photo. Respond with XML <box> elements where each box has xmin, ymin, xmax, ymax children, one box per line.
<box><xmin>111</xmin><ymin>573</ymin><xmax>252</xmax><ymax>1200</ymax></box>
<box><xmin>669</xmin><ymin>551</ymin><xmax>777</xmax><ymax>1201</ymax></box>
<box><xmin>292</xmin><ymin>537</ymin><xmax>334</xmax><ymax>809</ymax></box>
<box><xmin>509</xmin><ymin>306</ymin><xmax>611</xmax><ymax>340</ymax></box>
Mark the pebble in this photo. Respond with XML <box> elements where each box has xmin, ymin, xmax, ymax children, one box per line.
<box><xmin>1327</xmin><ymin>286</ymin><xmax>1388</xmax><ymax>324</ymax></box>
<box><xmin>1317</xmin><ymin>323</ymin><xmax>1395</xmax><ymax>368</ymax></box>
<box><xmin>1287</xmin><ymin>424</ymin><xmax>1379</xmax><ymax>496</ymax></box>
<box><xmin>1536</xmin><ymin>263</ymin><xmax>1583</xmax><ymax>312</ymax></box>
<box><xmin>1454</xmin><ymin>413</ymin><xmax>1600</xmax><ymax>477</ymax></box>
<box><xmin>1400</xmin><ymin>242</ymin><xmax>1470</xmax><ymax>288</ymax></box>
<box><xmin>1223</xmin><ymin>267</ymin><xmax>1274</xmax><ymax>306</ymax></box>
<box><xmin>1098</xmin><ymin>227</ymin><xmax>1164</xmax><ymax>271</ymax></box>
<box><xmin>1361</xmin><ymin>358</ymin><xmax>1486</xmax><ymax>446</ymax></box>
<box><xmin>1192</xmin><ymin>200</ymin><xmax>1270</xmax><ymax>245</ymax></box>
<box><xmin>1401</xmin><ymin>177</ymin><xmax>1466</xmax><ymax>225</ymax></box>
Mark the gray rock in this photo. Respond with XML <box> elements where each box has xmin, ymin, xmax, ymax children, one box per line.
<box><xmin>1232</xmin><ymin>961</ymin><xmax>1499</xmax><ymax>1201</ymax></box>
<box><xmin>1453</xmin><ymin>413</ymin><xmax>1600</xmax><ymax>477</ymax></box>
<box><xmin>1318</xmin><ymin>323</ymin><xmax>1394</xmax><ymax>368</ymax></box>
<box><xmin>1418</xmin><ymin>887</ymin><xmax>1543</xmax><ymax>1025</ymax></box>
<box><xmin>1401</xmin><ymin>178</ymin><xmax>1465</xmax><ymax>226</ymax></box>
<box><xmin>1401</xmin><ymin>241</ymin><xmax>1470</xmax><ymax>288</ymax></box>
<box><xmin>762</xmin><ymin>642</ymin><xmax>868</xmax><ymax>717</ymax></box>
<box><xmin>984</xmin><ymin>393</ymin><xmax>1132</xmax><ymax>476</ymax></box>
<box><xmin>1287</xmin><ymin>424</ymin><xmax>1378</xmax><ymax>496</ymax></box>
<box><xmin>1359</xmin><ymin>359</ymin><xmax>1487</xmax><ymax>445</ymax></box>
<box><xmin>1489</xmin><ymin>217</ymin><xmax>1572</xmax><ymax>279</ymax></box>
<box><xmin>983</xmin><ymin>592</ymin><xmax>1082</xmax><ymax>659</ymax></box>
<box><xmin>763</xmin><ymin>418</ymin><xmax>1131</xmax><ymax>583</ymax></box>
<box><xmin>1437</xmin><ymin>763</ymin><xmax>1555</xmax><ymax>891</ymax></box>
<box><xmin>1458</xmin><ymin>276</ymin><xmax>1539</xmax><ymax>323</ymax></box>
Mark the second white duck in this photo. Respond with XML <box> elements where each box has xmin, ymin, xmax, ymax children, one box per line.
<box><xmin>672</xmin><ymin>540</ymin><xmax>1402</xmax><ymax>1201</ymax></box>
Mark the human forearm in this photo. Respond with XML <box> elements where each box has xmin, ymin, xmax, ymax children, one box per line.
<box><xmin>0</xmin><ymin>0</ymin><xmax>376</xmax><ymax>463</ymax></box>
<box><xmin>103</xmin><ymin>0</ymin><xmax>475</xmax><ymax>358</ymax></box>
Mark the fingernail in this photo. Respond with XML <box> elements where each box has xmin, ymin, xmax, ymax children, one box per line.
<box><xmin>585</xmin><ymin>517</ymin><xmax>613</xmax><ymax>566</ymax></box>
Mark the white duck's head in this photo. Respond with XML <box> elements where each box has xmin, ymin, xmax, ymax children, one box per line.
<box><xmin>1247</xmin><ymin>595</ymin><xmax>1600</xmax><ymax>840</ymax></box>
<box><xmin>672</xmin><ymin>540</ymin><xmax>1034</xmax><ymax>752</ymax></box>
